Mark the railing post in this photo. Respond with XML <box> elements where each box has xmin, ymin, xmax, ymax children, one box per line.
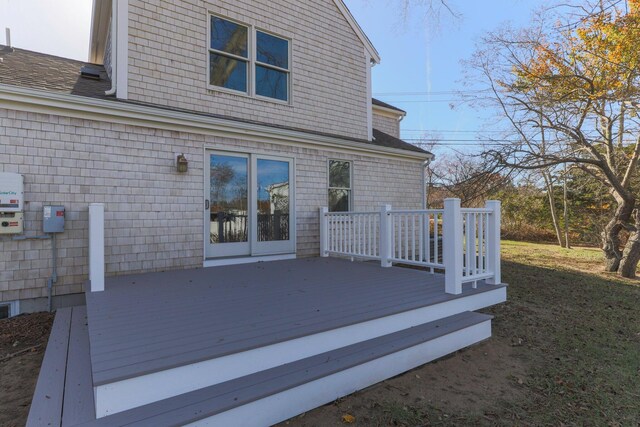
<box><xmin>89</xmin><ymin>203</ymin><xmax>105</xmax><ymax>293</ymax></box>
<box><xmin>485</xmin><ymin>200</ymin><xmax>502</xmax><ymax>285</ymax></box>
<box><xmin>443</xmin><ymin>198</ymin><xmax>463</xmax><ymax>295</ymax></box>
<box><xmin>319</xmin><ymin>207</ymin><xmax>329</xmax><ymax>257</ymax></box>
<box><xmin>380</xmin><ymin>204</ymin><xmax>392</xmax><ymax>267</ymax></box>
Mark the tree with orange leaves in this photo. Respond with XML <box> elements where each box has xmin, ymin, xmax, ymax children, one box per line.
<box><xmin>470</xmin><ymin>0</ymin><xmax>640</xmax><ymax>278</ymax></box>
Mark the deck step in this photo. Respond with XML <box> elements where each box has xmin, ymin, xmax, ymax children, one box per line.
<box><xmin>81</xmin><ymin>311</ymin><xmax>492</xmax><ymax>427</ymax></box>
<box><xmin>27</xmin><ymin>306</ymin><xmax>95</xmax><ymax>427</ymax></box>
<box><xmin>92</xmin><ymin>283</ymin><xmax>506</xmax><ymax>416</ymax></box>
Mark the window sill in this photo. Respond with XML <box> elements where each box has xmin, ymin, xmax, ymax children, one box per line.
<box><xmin>206</xmin><ymin>86</ymin><xmax>293</xmax><ymax>107</ymax></box>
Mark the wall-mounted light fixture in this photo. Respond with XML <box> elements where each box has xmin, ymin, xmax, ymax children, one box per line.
<box><xmin>176</xmin><ymin>153</ymin><xmax>188</xmax><ymax>173</ymax></box>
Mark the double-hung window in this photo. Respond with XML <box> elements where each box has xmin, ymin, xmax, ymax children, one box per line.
<box><xmin>209</xmin><ymin>16</ymin><xmax>249</xmax><ymax>93</ymax></box>
<box><xmin>209</xmin><ymin>15</ymin><xmax>290</xmax><ymax>102</ymax></box>
<box><xmin>328</xmin><ymin>160</ymin><xmax>352</xmax><ymax>212</ymax></box>
<box><xmin>255</xmin><ymin>31</ymin><xmax>289</xmax><ymax>101</ymax></box>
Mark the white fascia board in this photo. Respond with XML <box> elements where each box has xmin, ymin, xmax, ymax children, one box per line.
<box><xmin>373</xmin><ymin>104</ymin><xmax>406</xmax><ymax>120</ymax></box>
<box><xmin>332</xmin><ymin>0</ymin><xmax>381</xmax><ymax>64</ymax></box>
<box><xmin>115</xmin><ymin>0</ymin><xmax>128</xmax><ymax>100</ymax></box>
<box><xmin>0</xmin><ymin>84</ymin><xmax>430</xmax><ymax>161</ymax></box>
<box><xmin>89</xmin><ymin>0</ymin><xmax>112</xmax><ymax>64</ymax></box>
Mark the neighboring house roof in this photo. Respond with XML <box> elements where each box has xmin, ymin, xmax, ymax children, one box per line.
<box><xmin>372</xmin><ymin>98</ymin><xmax>406</xmax><ymax>115</ymax></box>
<box><xmin>0</xmin><ymin>46</ymin><xmax>429</xmax><ymax>156</ymax></box>
<box><xmin>372</xmin><ymin>129</ymin><xmax>428</xmax><ymax>154</ymax></box>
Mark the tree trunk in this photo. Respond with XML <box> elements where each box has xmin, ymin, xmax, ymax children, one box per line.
<box><xmin>542</xmin><ymin>172</ymin><xmax>563</xmax><ymax>247</ymax></box>
<box><xmin>563</xmin><ymin>165</ymin><xmax>571</xmax><ymax>249</ymax></box>
<box><xmin>602</xmin><ymin>196</ymin><xmax>635</xmax><ymax>272</ymax></box>
<box><xmin>619</xmin><ymin>209</ymin><xmax>640</xmax><ymax>278</ymax></box>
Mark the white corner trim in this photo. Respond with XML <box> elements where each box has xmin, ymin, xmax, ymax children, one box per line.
<box><xmin>332</xmin><ymin>0</ymin><xmax>380</xmax><ymax>64</ymax></box>
<box><xmin>0</xmin><ymin>84</ymin><xmax>431</xmax><ymax>161</ymax></box>
<box><xmin>365</xmin><ymin>50</ymin><xmax>373</xmax><ymax>141</ymax></box>
<box><xmin>116</xmin><ymin>0</ymin><xmax>128</xmax><ymax>100</ymax></box>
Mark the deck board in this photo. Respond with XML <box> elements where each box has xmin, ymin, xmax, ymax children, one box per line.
<box><xmin>26</xmin><ymin>308</ymin><xmax>72</xmax><ymax>427</ymax></box>
<box><xmin>62</xmin><ymin>306</ymin><xmax>96</xmax><ymax>426</ymax></box>
<box><xmin>86</xmin><ymin>257</ymin><xmax>503</xmax><ymax>386</ymax></box>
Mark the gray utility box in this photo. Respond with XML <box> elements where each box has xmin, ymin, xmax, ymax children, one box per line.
<box><xmin>43</xmin><ymin>206</ymin><xmax>65</xmax><ymax>233</ymax></box>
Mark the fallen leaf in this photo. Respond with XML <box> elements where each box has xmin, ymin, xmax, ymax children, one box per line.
<box><xmin>342</xmin><ymin>414</ymin><xmax>356</xmax><ymax>424</ymax></box>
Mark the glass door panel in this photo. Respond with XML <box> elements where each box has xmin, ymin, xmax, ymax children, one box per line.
<box><xmin>252</xmin><ymin>156</ymin><xmax>294</xmax><ymax>255</ymax></box>
<box><xmin>206</xmin><ymin>153</ymin><xmax>250</xmax><ymax>258</ymax></box>
<box><xmin>257</xmin><ymin>159</ymin><xmax>290</xmax><ymax>242</ymax></box>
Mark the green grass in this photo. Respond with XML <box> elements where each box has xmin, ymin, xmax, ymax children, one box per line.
<box><xmin>477</xmin><ymin>241</ymin><xmax>640</xmax><ymax>425</ymax></box>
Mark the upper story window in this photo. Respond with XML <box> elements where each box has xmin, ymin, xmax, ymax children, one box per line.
<box><xmin>209</xmin><ymin>15</ymin><xmax>290</xmax><ymax>102</ymax></box>
<box><xmin>209</xmin><ymin>17</ymin><xmax>249</xmax><ymax>93</ymax></box>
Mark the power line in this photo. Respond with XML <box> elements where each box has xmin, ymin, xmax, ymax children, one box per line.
<box><xmin>383</xmin><ymin>99</ymin><xmax>488</xmax><ymax>103</ymax></box>
<box><xmin>403</xmin><ymin>138</ymin><xmax>536</xmax><ymax>142</ymax></box>
<box><xmin>402</xmin><ymin>129</ymin><xmax>508</xmax><ymax>133</ymax></box>
<box><xmin>374</xmin><ymin>90</ymin><xmax>491</xmax><ymax>96</ymax></box>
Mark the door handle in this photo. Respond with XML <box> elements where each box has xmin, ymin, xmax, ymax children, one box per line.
<box><xmin>205</xmin><ymin>200</ymin><xmax>210</xmax><ymax>210</ymax></box>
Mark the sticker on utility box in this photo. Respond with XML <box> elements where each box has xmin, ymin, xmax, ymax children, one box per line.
<box><xmin>44</xmin><ymin>206</ymin><xmax>52</xmax><ymax>218</ymax></box>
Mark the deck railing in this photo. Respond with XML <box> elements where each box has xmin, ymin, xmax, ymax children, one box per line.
<box><xmin>320</xmin><ymin>198</ymin><xmax>501</xmax><ymax>295</ymax></box>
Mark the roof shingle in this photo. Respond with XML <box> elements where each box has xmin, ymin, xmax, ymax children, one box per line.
<box><xmin>0</xmin><ymin>46</ymin><xmax>112</xmax><ymax>98</ymax></box>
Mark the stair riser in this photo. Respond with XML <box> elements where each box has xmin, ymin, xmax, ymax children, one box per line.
<box><xmin>184</xmin><ymin>320</ymin><xmax>492</xmax><ymax>427</ymax></box>
<box><xmin>95</xmin><ymin>287</ymin><xmax>505</xmax><ymax>417</ymax></box>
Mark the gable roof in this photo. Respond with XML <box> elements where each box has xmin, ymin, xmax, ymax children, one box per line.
<box><xmin>372</xmin><ymin>129</ymin><xmax>429</xmax><ymax>155</ymax></box>
<box><xmin>88</xmin><ymin>0</ymin><xmax>381</xmax><ymax>65</ymax></box>
<box><xmin>372</xmin><ymin>98</ymin><xmax>406</xmax><ymax>115</ymax></box>
<box><xmin>332</xmin><ymin>0</ymin><xmax>381</xmax><ymax>64</ymax></box>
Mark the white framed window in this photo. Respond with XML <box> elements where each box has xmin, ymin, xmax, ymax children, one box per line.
<box><xmin>328</xmin><ymin>160</ymin><xmax>352</xmax><ymax>212</ymax></box>
<box><xmin>208</xmin><ymin>16</ymin><xmax>250</xmax><ymax>94</ymax></box>
<box><xmin>208</xmin><ymin>15</ymin><xmax>291</xmax><ymax>102</ymax></box>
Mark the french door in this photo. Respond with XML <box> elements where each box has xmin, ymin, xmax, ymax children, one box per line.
<box><xmin>205</xmin><ymin>151</ymin><xmax>294</xmax><ymax>258</ymax></box>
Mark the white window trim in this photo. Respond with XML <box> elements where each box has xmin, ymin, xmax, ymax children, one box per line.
<box><xmin>207</xmin><ymin>13</ymin><xmax>292</xmax><ymax>104</ymax></box>
<box><xmin>253</xmin><ymin>28</ymin><xmax>292</xmax><ymax>104</ymax></box>
<box><xmin>207</xmin><ymin>14</ymin><xmax>251</xmax><ymax>97</ymax></box>
<box><xmin>328</xmin><ymin>159</ymin><xmax>353</xmax><ymax>212</ymax></box>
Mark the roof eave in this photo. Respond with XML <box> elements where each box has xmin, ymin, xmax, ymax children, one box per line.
<box><xmin>88</xmin><ymin>0</ymin><xmax>112</xmax><ymax>64</ymax></box>
<box><xmin>0</xmin><ymin>83</ymin><xmax>431</xmax><ymax>161</ymax></box>
<box><xmin>332</xmin><ymin>0</ymin><xmax>381</xmax><ymax>64</ymax></box>
<box><xmin>373</xmin><ymin>104</ymin><xmax>407</xmax><ymax>119</ymax></box>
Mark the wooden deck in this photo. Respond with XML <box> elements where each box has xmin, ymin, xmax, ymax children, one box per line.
<box><xmin>26</xmin><ymin>306</ymin><xmax>95</xmax><ymax>427</ymax></box>
<box><xmin>85</xmin><ymin>257</ymin><xmax>503</xmax><ymax>387</ymax></box>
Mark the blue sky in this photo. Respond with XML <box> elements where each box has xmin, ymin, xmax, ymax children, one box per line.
<box><xmin>0</xmin><ymin>0</ymin><xmax>545</xmax><ymax>155</ymax></box>
<box><xmin>344</xmin><ymin>0</ymin><xmax>547</xmax><ymax>155</ymax></box>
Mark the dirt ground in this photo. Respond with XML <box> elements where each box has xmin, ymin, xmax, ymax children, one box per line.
<box><xmin>0</xmin><ymin>312</ymin><xmax>53</xmax><ymax>427</ymax></box>
<box><xmin>276</xmin><ymin>338</ymin><xmax>526</xmax><ymax>427</ymax></box>
<box><xmin>273</xmin><ymin>303</ymin><xmax>530</xmax><ymax>427</ymax></box>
